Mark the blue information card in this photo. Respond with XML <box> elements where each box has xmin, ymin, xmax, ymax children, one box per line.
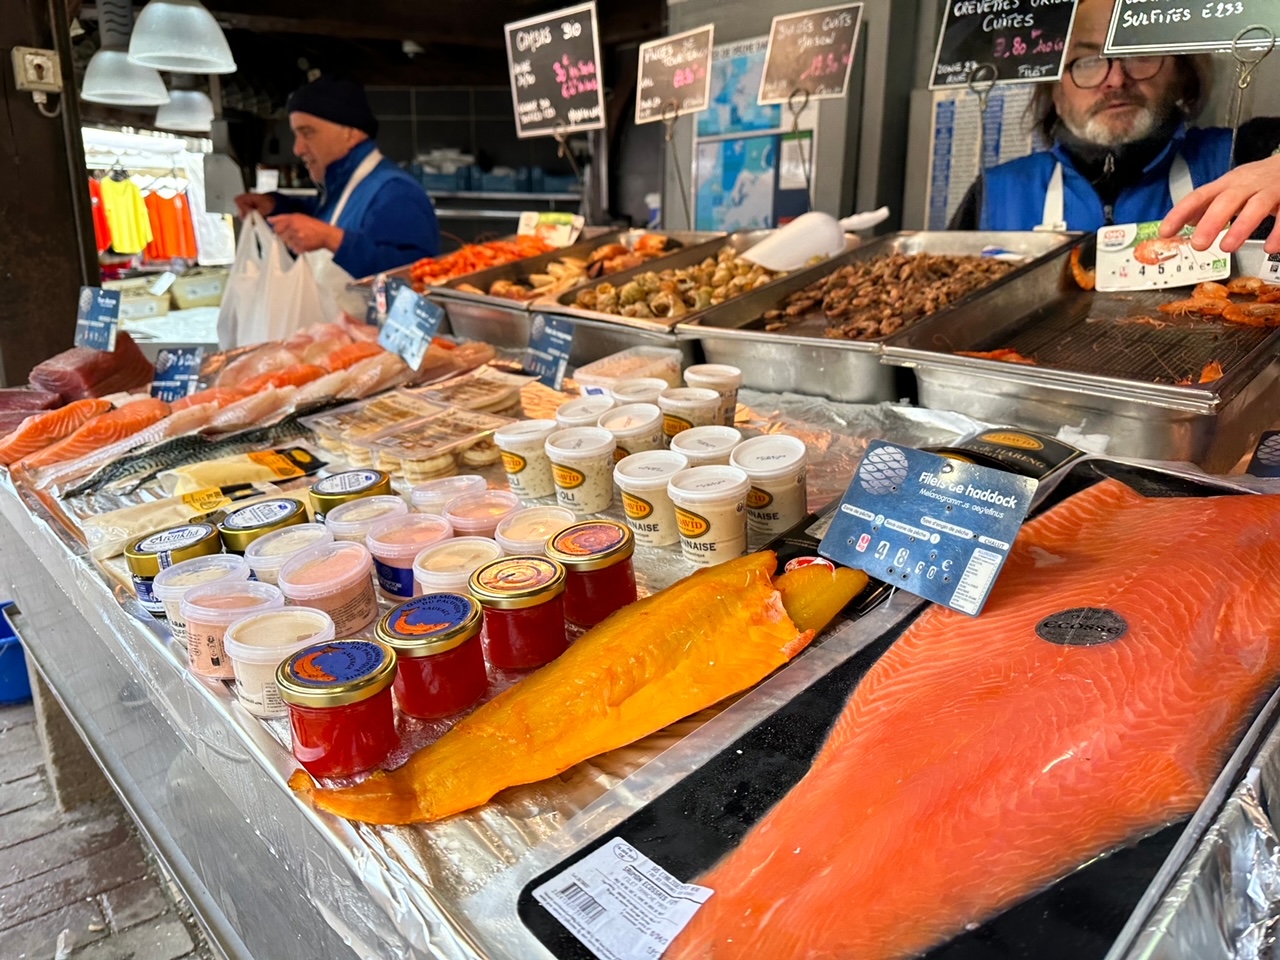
<box><xmin>1247</xmin><ymin>431</ymin><xmax>1280</xmax><ymax>478</ymax></box>
<box><xmin>378</xmin><ymin>285</ymin><xmax>444</xmax><ymax>372</ymax></box>
<box><xmin>819</xmin><ymin>442</ymin><xmax>1036</xmax><ymax>616</ymax></box>
<box><xmin>74</xmin><ymin>286</ymin><xmax>121</xmax><ymax>352</ymax></box>
<box><xmin>523</xmin><ymin>314</ymin><xmax>575</xmax><ymax>389</ymax></box>
<box><xmin>150</xmin><ymin>347</ymin><xmax>204</xmax><ymax>402</ymax></box>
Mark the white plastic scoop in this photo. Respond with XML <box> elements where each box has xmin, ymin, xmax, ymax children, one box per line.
<box><xmin>740</xmin><ymin>212</ymin><xmax>847</xmax><ymax>272</ymax></box>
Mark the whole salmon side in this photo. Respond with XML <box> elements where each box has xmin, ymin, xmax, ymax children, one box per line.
<box><xmin>670</xmin><ymin>479</ymin><xmax>1280</xmax><ymax>960</ymax></box>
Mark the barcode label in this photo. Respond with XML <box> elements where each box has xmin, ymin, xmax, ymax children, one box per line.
<box><xmin>533</xmin><ymin>838</ymin><xmax>713</xmax><ymax>960</ymax></box>
<box><xmin>951</xmin><ymin>547</ymin><xmax>1002</xmax><ymax>615</ymax></box>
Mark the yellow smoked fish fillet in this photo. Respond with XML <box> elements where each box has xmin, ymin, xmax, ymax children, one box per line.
<box><xmin>293</xmin><ymin>551</ymin><xmax>816</xmax><ymax>824</ymax></box>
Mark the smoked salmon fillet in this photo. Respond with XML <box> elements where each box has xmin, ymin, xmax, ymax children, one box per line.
<box><xmin>291</xmin><ymin>552</ymin><xmax>862</xmax><ymax>824</ymax></box>
<box><xmin>19</xmin><ymin>398</ymin><xmax>169</xmax><ymax>469</ymax></box>
<box><xmin>670</xmin><ymin>479</ymin><xmax>1280</xmax><ymax>960</ymax></box>
<box><xmin>0</xmin><ymin>399</ymin><xmax>111</xmax><ymax>465</ymax></box>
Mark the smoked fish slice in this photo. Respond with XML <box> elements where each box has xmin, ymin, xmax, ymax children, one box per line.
<box><xmin>670</xmin><ymin>479</ymin><xmax>1280</xmax><ymax>960</ymax></box>
<box><xmin>18</xmin><ymin>398</ymin><xmax>169</xmax><ymax>469</ymax></box>
<box><xmin>292</xmin><ymin>551</ymin><xmax>822</xmax><ymax>824</ymax></box>
<box><xmin>0</xmin><ymin>399</ymin><xmax>111</xmax><ymax>465</ymax></box>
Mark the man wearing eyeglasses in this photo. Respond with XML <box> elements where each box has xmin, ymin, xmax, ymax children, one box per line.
<box><xmin>948</xmin><ymin>0</ymin><xmax>1277</xmax><ymax>235</ymax></box>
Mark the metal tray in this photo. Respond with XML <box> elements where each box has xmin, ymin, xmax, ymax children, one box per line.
<box><xmin>880</xmin><ymin>242</ymin><xmax>1280</xmax><ymax>470</ymax></box>
<box><xmin>675</xmin><ymin>230</ymin><xmax>1078</xmax><ymax>404</ymax></box>
<box><xmin>428</xmin><ymin>230</ymin><xmax>722</xmax><ymax>352</ymax></box>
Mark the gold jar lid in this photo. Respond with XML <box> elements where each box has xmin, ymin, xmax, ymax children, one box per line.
<box><xmin>468</xmin><ymin>556</ymin><xmax>566</xmax><ymax>610</ymax></box>
<box><xmin>276</xmin><ymin>639</ymin><xmax>397</xmax><ymax>709</ymax></box>
<box><xmin>308</xmin><ymin>469</ymin><xmax>391</xmax><ymax>515</ymax></box>
<box><xmin>218</xmin><ymin>497</ymin><xmax>308</xmax><ymax>553</ymax></box>
<box><xmin>125</xmin><ymin>523</ymin><xmax>221</xmax><ymax>578</ymax></box>
<box><xmin>546</xmin><ymin>520</ymin><xmax>634</xmax><ymax>572</ymax></box>
<box><xmin>376</xmin><ymin>593</ymin><xmax>482</xmax><ymax>657</ymax></box>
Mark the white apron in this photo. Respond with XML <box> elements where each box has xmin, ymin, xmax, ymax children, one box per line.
<box><xmin>1036</xmin><ymin>153</ymin><xmax>1194</xmax><ymax>231</ymax></box>
<box><xmin>307</xmin><ymin>147</ymin><xmax>383</xmax><ymax>321</ymax></box>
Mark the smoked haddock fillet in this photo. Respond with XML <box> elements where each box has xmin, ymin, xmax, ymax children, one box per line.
<box><xmin>670</xmin><ymin>479</ymin><xmax>1280</xmax><ymax>960</ymax></box>
<box><xmin>292</xmin><ymin>552</ymin><xmax>861</xmax><ymax>824</ymax></box>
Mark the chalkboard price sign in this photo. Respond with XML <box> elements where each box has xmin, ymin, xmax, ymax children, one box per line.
<box><xmin>1105</xmin><ymin>0</ymin><xmax>1279</xmax><ymax>55</ymax></box>
<box><xmin>635</xmin><ymin>24</ymin><xmax>716</xmax><ymax>125</ymax></box>
<box><xmin>505</xmin><ymin>2</ymin><xmax>606</xmax><ymax>139</ymax></box>
<box><xmin>929</xmin><ymin>0</ymin><xmax>1078</xmax><ymax>90</ymax></box>
<box><xmin>758</xmin><ymin>3</ymin><xmax>865</xmax><ymax>106</ymax></box>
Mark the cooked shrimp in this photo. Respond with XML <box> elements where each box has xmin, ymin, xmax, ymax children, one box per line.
<box><xmin>1227</xmin><ymin>276</ymin><xmax>1264</xmax><ymax>296</ymax></box>
<box><xmin>1193</xmin><ymin>281</ymin><xmax>1230</xmax><ymax>300</ymax></box>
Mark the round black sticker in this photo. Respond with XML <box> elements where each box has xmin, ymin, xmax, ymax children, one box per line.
<box><xmin>1035</xmin><ymin>608</ymin><xmax>1128</xmax><ymax>646</ymax></box>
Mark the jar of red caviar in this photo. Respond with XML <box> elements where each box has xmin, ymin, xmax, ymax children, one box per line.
<box><xmin>376</xmin><ymin>594</ymin><xmax>488</xmax><ymax>719</ymax></box>
<box><xmin>275</xmin><ymin>639</ymin><xmax>398</xmax><ymax>779</ymax></box>
<box><xmin>545</xmin><ymin>520</ymin><xmax>637</xmax><ymax>629</ymax></box>
<box><xmin>468</xmin><ymin>557</ymin><xmax>568</xmax><ymax>670</ymax></box>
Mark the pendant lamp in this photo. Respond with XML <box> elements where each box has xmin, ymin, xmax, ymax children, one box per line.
<box><xmin>80</xmin><ymin>0</ymin><xmax>170</xmax><ymax>106</ymax></box>
<box><xmin>155</xmin><ymin>89</ymin><xmax>215</xmax><ymax>132</ymax></box>
<box><xmin>128</xmin><ymin>0</ymin><xmax>237</xmax><ymax>74</ymax></box>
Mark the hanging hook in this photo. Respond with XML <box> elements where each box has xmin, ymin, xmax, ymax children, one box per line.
<box><xmin>967</xmin><ymin>62</ymin><xmax>998</xmax><ymax>196</ymax></box>
<box><xmin>660</xmin><ymin>99</ymin><xmax>693</xmax><ymax>230</ymax></box>
<box><xmin>1227</xmin><ymin>25</ymin><xmax>1276</xmax><ymax>166</ymax></box>
<box><xmin>552</xmin><ymin>122</ymin><xmax>583</xmax><ymax>182</ymax></box>
<box><xmin>787</xmin><ymin>87</ymin><xmax>813</xmax><ymax>213</ymax></box>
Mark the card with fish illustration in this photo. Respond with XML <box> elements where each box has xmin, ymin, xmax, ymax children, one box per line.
<box><xmin>378</xmin><ymin>285</ymin><xmax>444</xmax><ymax>371</ymax></box>
<box><xmin>1094</xmin><ymin>222</ymin><xmax>1229</xmax><ymax>293</ymax></box>
<box><xmin>820</xmin><ymin>442</ymin><xmax>1035</xmax><ymax>616</ymax></box>
<box><xmin>73</xmin><ymin>286</ymin><xmax>121</xmax><ymax>353</ymax></box>
<box><xmin>150</xmin><ymin>347</ymin><xmax>204</xmax><ymax>402</ymax></box>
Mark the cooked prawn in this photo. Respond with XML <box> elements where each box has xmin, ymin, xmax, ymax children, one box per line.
<box><xmin>1223</xmin><ymin>302</ymin><xmax>1280</xmax><ymax>327</ymax></box>
<box><xmin>1199</xmin><ymin>360</ymin><xmax>1224</xmax><ymax>383</ymax></box>
<box><xmin>1159</xmin><ymin>298</ymin><xmax>1227</xmax><ymax>317</ymax></box>
<box><xmin>1070</xmin><ymin>247</ymin><xmax>1095</xmax><ymax>291</ymax></box>
<box><xmin>1227</xmin><ymin>276</ymin><xmax>1264</xmax><ymax>296</ymax></box>
<box><xmin>1258</xmin><ymin>286</ymin><xmax>1280</xmax><ymax>304</ymax></box>
<box><xmin>1193</xmin><ymin>281</ymin><xmax>1230</xmax><ymax>300</ymax></box>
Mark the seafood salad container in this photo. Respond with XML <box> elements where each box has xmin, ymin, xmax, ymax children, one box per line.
<box><xmin>676</xmin><ymin>230</ymin><xmax>1077</xmax><ymax>403</ymax></box>
<box><xmin>880</xmin><ymin>240</ymin><xmax>1280</xmax><ymax>471</ymax></box>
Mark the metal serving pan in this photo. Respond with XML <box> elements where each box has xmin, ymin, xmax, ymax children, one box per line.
<box><xmin>675</xmin><ymin>230</ymin><xmax>1078</xmax><ymax>404</ymax></box>
<box><xmin>880</xmin><ymin>242</ymin><xmax>1280</xmax><ymax>471</ymax></box>
<box><xmin>429</xmin><ymin>230</ymin><xmax>722</xmax><ymax>351</ymax></box>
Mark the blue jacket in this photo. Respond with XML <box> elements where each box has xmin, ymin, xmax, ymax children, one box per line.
<box><xmin>272</xmin><ymin>141</ymin><xmax>439</xmax><ymax>278</ymax></box>
<box><xmin>979</xmin><ymin>125</ymin><xmax>1233</xmax><ymax>232</ymax></box>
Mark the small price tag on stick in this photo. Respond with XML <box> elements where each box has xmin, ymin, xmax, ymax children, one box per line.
<box><xmin>523</xmin><ymin>313</ymin><xmax>575</xmax><ymax>389</ymax></box>
<box><xmin>378</xmin><ymin>286</ymin><xmax>445</xmax><ymax>371</ymax></box>
<box><xmin>73</xmin><ymin>286</ymin><xmax>121</xmax><ymax>353</ymax></box>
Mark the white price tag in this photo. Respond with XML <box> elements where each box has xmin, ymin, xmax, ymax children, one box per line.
<box><xmin>517</xmin><ymin>210</ymin><xmax>585</xmax><ymax>247</ymax></box>
<box><xmin>1095</xmin><ymin>222</ymin><xmax>1231</xmax><ymax>293</ymax></box>
<box><xmin>1259</xmin><ymin>251</ymin><xmax>1280</xmax><ymax>286</ymax></box>
<box><xmin>533</xmin><ymin>838</ymin><xmax>713</xmax><ymax>960</ymax></box>
<box><xmin>148</xmin><ymin>271</ymin><xmax>178</xmax><ymax>296</ymax></box>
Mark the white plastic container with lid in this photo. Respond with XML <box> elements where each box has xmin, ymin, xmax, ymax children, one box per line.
<box><xmin>367</xmin><ymin>513</ymin><xmax>454</xmax><ymax>599</ymax></box>
<box><xmin>658</xmin><ymin>387</ymin><xmax>721</xmax><ymax>443</ymax></box>
<box><xmin>545</xmin><ymin>427</ymin><xmax>616</xmax><ymax>515</ymax></box>
<box><xmin>243</xmin><ymin>523</ymin><xmax>333</xmax><ymax>586</ymax></box>
<box><xmin>443</xmin><ymin>489</ymin><xmax>521</xmax><ymax>538</ymax></box>
<box><xmin>413</xmin><ymin>536</ymin><xmax>504</xmax><ymax>596</ymax></box>
<box><xmin>410</xmin><ymin>475</ymin><xmax>487</xmax><ymax>515</ymax></box>
<box><xmin>555</xmin><ymin>395</ymin><xmax>616</xmax><ymax>431</ymax></box>
<box><xmin>610</xmin><ymin>378</ymin><xmax>669</xmax><ymax>405</ymax></box>
<box><xmin>494</xmin><ymin>504</ymin><xmax>576</xmax><ymax>555</ymax></box>
<box><xmin>730</xmin><ymin>434</ymin><xmax>809</xmax><ymax>539</ymax></box>
<box><xmin>614</xmin><ymin>450</ymin><xmax>688</xmax><ymax>547</ymax></box>
<box><xmin>683</xmin><ymin>363</ymin><xmax>744</xmax><ymax>426</ymax></box>
<box><xmin>573</xmin><ymin>346</ymin><xmax>682</xmax><ymax>393</ymax></box>
<box><xmin>670</xmin><ymin>425</ymin><xmax>744</xmax><ymax>468</ymax></box>
<box><xmin>325</xmin><ymin>494</ymin><xmax>409</xmax><ymax>542</ymax></box>
<box><xmin>223</xmin><ymin>608</ymin><xmax>336</xmax><ymax>718</ymax></box>
<box><xmin>492</xmin><ymin>421</ymin><xmax>557</xmax><ymax>499</ymax></box>
<box><xmin>277</xmin><ymin>541</ymin><xmax>380</xmax><ymax>637</ymax></box>
<box><xmin>666</xmin><ymin>465</ymin><xmax>751</xmax><ymax>567</ymax></box>
<box><xmin>153</xmin><ymin>554</ymin><xmax>251</xmax><ymax>647</ymax></box>
<box><xmin>597</xmin><ymin>403</ymin><xmax>663</xmax><ymax>462</ymax></box>
<box><xmin>180</xmin><ymin>580</ymin><xmax>284</xmax><ymax>680</ymax></box>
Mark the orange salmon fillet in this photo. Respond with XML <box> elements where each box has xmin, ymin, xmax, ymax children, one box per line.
<box><xmin>171</xmin><ymin>387</ymin><xmax>246</xmax><ymax>411</ymax></box>
<box><xmin>0</xmin><ymin>399</ymin><xmax>111</xmax><ymax>465</ymax></box>
<box><xmin>671</xmin><ymin>479</ymin><xmax>1280</xmax><ymax>959</ymax></box>
<box><xmin>237</xmin><ymin>363</ymin><xmax>327</xmax><ymax>392</ymax></box>
<box><xmin>323</xmin><ymin>341</ymin><xmax>384</xmax><ymax>372</ymax></box>
<box><xmin>19</xmin><ymin>398</ymin><xmax>170</xmax><ymax>469</ymax></box>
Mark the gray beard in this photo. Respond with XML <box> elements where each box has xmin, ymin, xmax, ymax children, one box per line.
<box><xmin>1061</xmin><ymin>104</ymin><xmax>1159</xmax><ymax>148</ymax></box>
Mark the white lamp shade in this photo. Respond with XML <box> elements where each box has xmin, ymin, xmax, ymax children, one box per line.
<box><xmin>128</xmin><ymin>0</ymin><xmax>237</xmax><ymax>74</ymax></box>
<box><xmin>81</xmin><ymin>50</ymin><xmax>170</xmax><ymax>106</ymax></box>
<box><xmin>155</xmin><ymin>90</ymin><xmax>215</xmax><ymax>132</ymax></box>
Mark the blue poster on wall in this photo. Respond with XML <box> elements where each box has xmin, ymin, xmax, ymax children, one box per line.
<box><xmin>695</xmin><ymin>135</ymin><xmax>778</xmax><ymax>231</ymax></box>
<box><xmin>697</xmin><ymin>37</ymin><xmax>782</xmax><ymax>137</ymax></box>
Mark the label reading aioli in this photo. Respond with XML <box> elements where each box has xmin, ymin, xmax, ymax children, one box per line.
<box><xmin>675</xmin><ymin>506</ymin><xmax>711</xmax><ymax>538</ymax></box>
<box><xmin>502</xmin><ymin>450</ymin><xmax>528</xmax><ymax>475</ymax></box>
<box><xmin>622</xmin><ymin>491</ymin><xmax>653</xmax><ymax>521</ymax></box>
<box><xmin>553</xmin><ymin>463</ymin><xmax>586</xmax><ymax>490</ymax></box>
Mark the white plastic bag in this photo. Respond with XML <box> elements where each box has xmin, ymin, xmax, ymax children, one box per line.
<box><xmin>217</xmin><ymin>213</ymin><xmax>325</xmax><ymax>349</ymax></box>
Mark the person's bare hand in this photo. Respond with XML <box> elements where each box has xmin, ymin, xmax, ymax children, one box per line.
<box><xmin>269</xmin><ymin>214</ymin><xmax>344</xmax><ymax>255</ymax></box>
<box><xmin>1160</xmin><ymin>155</ymin><xmax>1280</xmax><ymax>254</ymax></box>
<box><xmin>233</xmin><ymin>192</ymin><xmax>277</xmax><ymax>219</ymax></box>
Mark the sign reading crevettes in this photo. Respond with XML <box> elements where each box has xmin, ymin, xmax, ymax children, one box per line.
<box><xmin>930</xmin><ymin>0</ymin><xmax>1078</xmax><ymax>89</ymax></box>
<box><xmin>505</xmin><ymin>2</ymin><xmax>606</xmax><ymax>138</ymax></box>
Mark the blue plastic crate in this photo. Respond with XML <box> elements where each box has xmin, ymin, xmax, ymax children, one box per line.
<box><xmin>478</xmin><ymin>173</ymin><xmax>519</xmax><ymax>192</ymax></box>
<box><xmin>541</xmin><ymin>174</ymin><xmax>580</xmax><ymax>194</ymax></box>
<box><xmin>0</xmin><ymin>602</ymin><xmax>31</xmax><ymax>706</ymax></box>
<box><xmin>420</xmin><ymin>171</ymin><xmax>463</xmax><ymax>193</ymax></box>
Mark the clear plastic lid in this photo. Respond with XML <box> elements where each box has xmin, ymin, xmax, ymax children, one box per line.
<box><xmin>410</xmin><ymin>475</ymin><xmax>487</xmax><ymax>514</ymax></box>
<box><xmin>495</xmin><ymin>505</ymin><xmax>576</xmax><ymax>556</ymax></box>
<box><xmin>413</xmin><ymin>537</ymin><xmax>504</xmax><ymax>593</ymax></box>
<box><xmin>244</xmin><ymin>523</ymin><xmax>334</xmax><ymax>574</ymax></box>
<box><xmin>443</xmin><ymin>490</ymin><xmax>521</xmax><ymax>536</ymax></box>
<box><xmin>223</xmin><ymin>608</ymin><xmax>336</xmax><ymax>665</ymax></box>
<box><xmin>367</xmin><ymin>513</ymin><xmax>454</xmax><ymax>564</ymax></box>
<box><xmin>179</xmin><ymin>579</ymin><xmax>284</xmax><ymax>628</ymax></box>
<box><xmin>325</xmin><ymin>495</ymin><xmax>409</xmax><ymax>539</ymax></box>
<box><xmin>153</xmin><ymin>554</ymin><xmax>251</xmax><ymax>602</ymax></box>
<box><xmin>278</xmin><ymin>541</ymin><xmax>374</xmax><ymax>601</ymax></box>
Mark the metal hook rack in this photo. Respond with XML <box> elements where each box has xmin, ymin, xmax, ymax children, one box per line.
<box><xmin>660</xmin><ymin>98</ymin><xmax>694</xmax><ymax>229</ymax></box>
<box><xmin>551</xmin><ymin>123</ymin><xmax>584</xmax><ymax>183</ymax></box>
<box><xmin>787</xmin><ymin>87</ymin><xmax>813</xmax><ymax>213</ymax></box>
<box><xmin>1227</xmin><ymin>24</ymin><xmax>1276</xmax><ymax>167</ymax></box>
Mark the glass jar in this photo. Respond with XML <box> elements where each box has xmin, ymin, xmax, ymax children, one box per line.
<box><xmin>125</xmin><ymin>522</ymin><xmax>222</xmax><ymax>615</ymax></box>
<box><xmin>468</xmin><ymin>557</ymin><xmax>568</xmax><ymax>669</ymax></box>
<box><xmin>276</xmin><ymin>639</ymin><xmax>398</xmax><ymax>779</ymax></box>
<box><xmin>545</xmin><ymin>520</ymin><xmax>637</xmax><ymax>629</ymax></box>
<box><xmin>377</xmin><ymin>594</ymin><xmax>488</xmax><ymax>718</ymax></box>
<box><xmin>308</xmin><ymin>469</ymin><xmax>392</xmax><ymax>522</ymax></box>
<box><xmin>217</xmin><ymin>497</ymin><xmax>308</xmax><ymax>554</ymax></box>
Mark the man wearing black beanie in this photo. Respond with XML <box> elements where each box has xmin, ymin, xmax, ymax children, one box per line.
<box><xmin>234</xmin><ymin>76</ymin><xmax>439</xmax><ymax>284</ymax></box>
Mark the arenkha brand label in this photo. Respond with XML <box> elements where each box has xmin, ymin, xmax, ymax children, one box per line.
<box><xmin>980</xmin><ymin>432</ymin><xmax>1044</xmax><ymax>451</ymax></box>
<box><xmin>675</xmin><ymin>506</ymin><xmax>710</xmax><ymax>538</ymax></box>
<box><xmin>502</xmin><ymin>450</ymin><xmax>527</xmax><ymax>475</ymax></box>
<box><xmin>746</xmin><ymin>487</ymin><xmax>773</xmax><ymax>510</ymax></box>
<box><xmin>1036</xmin><ymin>608</ymin><xmax>1129</xmax><ymax>646</ymax></box>
<box><xmin>553</xmin><ymin>464</ymin><xmax>586</xmax><ymax>490</ymax></box>
<box><xmin>622</xmin><ymin>491</ymin><xmax>653</xmax><ymax>521</ymax></box>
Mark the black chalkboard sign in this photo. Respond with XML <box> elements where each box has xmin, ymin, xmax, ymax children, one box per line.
<box><xmin>635</xmin><ymin>24</ymin><xmax>715</xmax><ymax>125</ymax></box>
<box><xmin>505</xmin><ymin>2</ymin><xmax>605</xmax><ymax>139</ymax></box>
<box><xmin>758</xmin><ymin>3</ymin><xmax>864</xmax><ymax>105</ymax></box>
<box><xmin>1105</xmin><ymin>0</ymin><xmax>1280</xmax><ymax>55</ymax></box>
<box><xmin>929</xmin><ymin>0</ymin><xmax>1078</xmax><ymax>90</ymax></box>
